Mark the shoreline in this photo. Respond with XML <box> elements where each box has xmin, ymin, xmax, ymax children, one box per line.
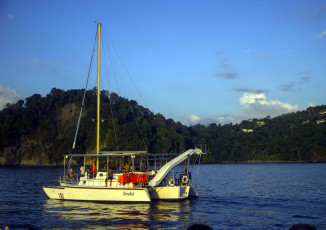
<box><xmin>202</xmin><ymin>160</ymin><xmax>326</xmax><ymax>164</ymax></box>
<box><xmin>1</xmin><ymin>160</ymin><xmax>326</xmax><ymax>167</ymax></box>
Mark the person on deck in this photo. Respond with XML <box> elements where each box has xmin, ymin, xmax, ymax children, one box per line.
<box><xmin>80</xmin><ymin>165</ymin><xmax>85</xmax><ymax>177</ymax></box>
<box><xmin>123</xmin><ymin>162</ymin><xmax>130</xmax><ymax>173</ymax></box>
<box><xmin>68</xmin><ymin>169</ymin><xmax>78</xmax><ymax>183</ymax></box>
<box><xmin>106</xmin><ymin>169</ymin><xmax>113</xmax><ymax>186</ymax></box>
<box><xmin>68</xmin><ymin>169</ymin><xmax>74</xmax><ymax>178</ymax></box>
<box><xmin>92</xmin><ymin>158</ymin><xmax>96</xmax><ymax>178</ymax></box>
<box><xmin>85</xmin><ymin>168</ymin><xmax>90</xmax><ymax>178</ymax></box>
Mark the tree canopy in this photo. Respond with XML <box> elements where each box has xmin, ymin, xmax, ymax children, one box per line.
<box><xmin>0</xmin><ymin>88</ymin><xmax>325</xmax><ymax>165</ymax></box>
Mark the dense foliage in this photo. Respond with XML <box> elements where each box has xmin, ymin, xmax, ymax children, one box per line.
<box><xmin>0</xmin><ymin>88</ymin><xmax>325</xmax><ymax>165</ymax></box>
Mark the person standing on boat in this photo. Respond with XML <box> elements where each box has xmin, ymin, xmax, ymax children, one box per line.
<box><xmin>68</xmin><ymin>169</ymin><xmax>74</xmax><ymax>178</ymax></box>
<box><xmin>92</xmin><ymin>158</ymin><xmax>96</xmax><ymax>178</ymax></box>
<box><xmin>68</xmin><ymin>169</ymin><xmax>78</xmax><ymax>183</ymax></box>
<box><xmin>106</xmin><ymin>169</ymin><xmax>113</xmax><ymax>186</ymax></box>
<box><xmin>80</xmin><ymin>165</ymin><xmax>85</xmax><ymax>177</ymax></box>
<box><xmin>123</xmin><ymin>162</ymin><xmax>130</xmax><ymax>173</ymax></box>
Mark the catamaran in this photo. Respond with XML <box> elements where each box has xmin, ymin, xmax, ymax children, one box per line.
<box><xmin>43</xmin><ymin>23</ymin><xmax>204</xmax><ymax>202</ymax></box>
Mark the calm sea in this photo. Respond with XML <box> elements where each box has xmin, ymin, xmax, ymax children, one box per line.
<box><xmin>0</xmin><ymin>163</ymin><xmax>325</xmax><ymax>229</ymax></box>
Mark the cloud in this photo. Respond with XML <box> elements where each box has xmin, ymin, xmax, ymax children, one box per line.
<box><xmin>299</xmin><ymin>76</ymin><xmax>311</xmax><ymax>83</ymax></box>
<box><xmin>303</xmin><ymin>3</ymin><xmax>326</xmax><ymax>20</ymax></box>
<box><xmin>297</xmin><ymin>71</ymin><xmax>312</xmax><ymax>84</ymax></box>
<box><xmin>181</xmin><ymin>114</ymin><xmax>201</xmax><ymax>126</ymax></box>
<box><xmin>235</xmin><ymin>92</ymin><xmax>300</xmax><ymax>121</ymax></box>
<box><xmin>214</xmin><ymin>72</ymin><xmax>238</xmax><ymax>79</ymax></box>
<box><xmin>6</xmin><ymin>13</ymin><xmax>14</xmax><ymax>20</ymax></box>
<box><xmin>279</xmin><ymin>72</ymin><xmax>312</xmax><ymax>92</ymax></box>
<box><xmin>297</xmin><ymin>71</ymin><xmax>312</xmax><ymax>75</ymax></box>
<box><xmin>213</xmin><ymin>57</ymin><xmax>239</xmax><ymax>79</ymax></box>
<box><xmin>186</xmin><ymin>114</ymin><xmax>200</xmax><ymax>123</ymax></box>
<box><xmin>0</xmin><ymin>84</ymin><xmax>22</xmax><ymax>109</ymax></box>
<box><xmin>31</xmin><ymin>59</ymin><xmax>54</xmax><ymax>66</ymax></box>
<box><xmin>317</xmin><ymin>30</ymin><xmax>326</xmax><ymax>38</ymax></box>
<box><xmin>234</xmin><ymin>88</ymin><xmax>269</xmax><ymax>94</ymax></box>
<box><xmin>203</xmin><ymin>115</ymin><xmax>235</xmax><ymax>125</ymax></box>
<box><xmin>219</xmin><ymin>57</ymin><xmax>230</xmax><ymax>69</ymax></box>
<box><xmin>181</xmin><ymin>92</ymin><xmax>302</xmax><ymax>126</ymax></box>
<box><xmin>279</xmin><ymin>82</ymin><xmax>296</xmax><ymax>92</ymax></box>
<box><xmin>215</xmin><ymin>49</ymin><xmax>225</xmax><ymax>56</ymax></box>
<box><xmin>181</xmin><ymin>114</ymin><xmax>236</xmax><ymax>126</ymax></box>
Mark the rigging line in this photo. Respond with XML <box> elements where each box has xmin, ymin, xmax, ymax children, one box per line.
<box><xmin>129</xmin><ymin>101</ymin><xmax>148</xmax><ymax>151</ymax></box>
<box><xmin>102</xmin><ymin>29</ymin><xmax>148</xmax><ymax>151</ymax></box>
<box><xmin>189</xmin><ymin>153</ymin><xmax>199</xmax><ymax>173</ymax></box>
<box><xmin>72</xmin><ymin>27</ymin><xmax>98</xmax><ymax>151</ymax></box>
<box><xmin>101</xmin><ymin>32</ymin><xmax>121</xmax><ymax>151</ymax></box>
<box><xmin>109</xmin><ymin>94</ymin><xmax>119</xmax><ymax>150</ymax></box>
<box><xmin>68</xmin><ymin>26</ymin><xmax>98</xmax><ymax>174</ymax></box>
<box><xmin>195</xmin><ymin>154</ymin><xmax>201</xmax><ymax>189</ymax></box>
<box><xmin>102</xmin><ymin>41</ymin><xmax>148</xmax><ymax>152</ymax></box>
<box><xmin>102</xmin><ymin>29</ymin><xmax>150</xmax><ymax>110</ymax></box>
<box><xmin>102</xmin><ymin>29</ymin><xmax>122</xmax><ymax>97</ymax></box>
<box><xmin>102</xmin><ymin>43</ymin><xmax>119</xmax><ymax>151</ymax></box>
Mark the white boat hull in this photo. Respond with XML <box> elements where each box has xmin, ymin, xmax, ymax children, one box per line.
<box><xmin>149</xmin><ymin>185</ymin><xmax>191</xmax><ymax>200</ymax></box>
<box><xmin>43</xmin><ymin>186</ymin><xmax>151</xmax><ymax>202</ymax></box>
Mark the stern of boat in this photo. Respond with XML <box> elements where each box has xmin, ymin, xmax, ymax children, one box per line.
<box><xmin>149</xmin><ymin>185</ymin><xmax>191</xmax><ymax>200</ymax></box>
<box><xmin>188</xmin><ymin>185</ymin><xmax>198</xmax><ymax>197</ymax></box>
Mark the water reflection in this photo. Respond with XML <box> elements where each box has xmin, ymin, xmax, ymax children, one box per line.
<box><xmin>43</xmin><ymin>199</ymin><xmax>191</xmax><ymax>229</ymax></box>
<box><xmin>151</xmin><ymin>200</ymin><xmax>191</xmax><ymax>223</ymax></box>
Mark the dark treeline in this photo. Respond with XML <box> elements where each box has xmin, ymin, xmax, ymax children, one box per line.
<box><xmin>0</xmin><ymin>88</ymin><xmax>325</xmax><ymax>165</ymax></box>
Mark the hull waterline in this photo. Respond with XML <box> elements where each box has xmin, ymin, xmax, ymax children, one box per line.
<box><xmin>43</xmin><ymin>186</ymin><xmax>151</xmax><ymax>202</ymax></box>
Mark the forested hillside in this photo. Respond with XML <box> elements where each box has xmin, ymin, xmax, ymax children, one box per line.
<box><xmin>0</xmin><ymin>88</ymin><xmax>325</xmax><ymax>166</ymax></box>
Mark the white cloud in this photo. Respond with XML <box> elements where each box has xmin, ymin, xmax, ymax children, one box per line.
<box><xmin>181</xmin><ymin>92</ymin><xmax>303</xmax><ymax>126</ymax></box>
<box><xmin>0</xmin><ymin>84</ymin><xmax>22</xmax><ymax>109</ymax></box>
<box><xmin>182</xmin><ymin>114</ymin><xmax>201</xmax><ymax>125</ymax></box>
<box><xmin>235</xmin><ymin>92</ymin><xmax>300</xmax><ymax>121</ymax></box>
<box><xmin>181</xmin><ymin>114</ymin><xmax>237</xmax><ymax>126</ymax></box>
<box><xmin>202</xmin><ymin>115</ymin><xmax>236</xmax><ymax>125</ymax></box>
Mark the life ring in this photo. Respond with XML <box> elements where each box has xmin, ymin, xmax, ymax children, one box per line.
<box><xmin>182</xmin><ymin>175</ymin><xmax>189</xmax><ymax>184</ymax></box>
<box><xmin>168</xmin><ymin>178</ymin><xmax>175</xmax><ymax>186</ymax></box>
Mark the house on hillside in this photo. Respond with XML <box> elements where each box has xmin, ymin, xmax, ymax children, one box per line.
<box><xmin>256</xmin><ymin>121</ymin><xmax>265</xmax><ymax>126</ymax></box>
<box><xmin>302</xmin><ymin>120</ymin><xmax>310</xmax><ymax>125</ymax></box>
<box><xmin>242</xmin><ymin>129</ymin><xmax>253</xmax><ymax>133</ymax></box>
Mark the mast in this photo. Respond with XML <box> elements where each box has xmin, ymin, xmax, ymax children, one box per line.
<box><xmin>96</xmin><ymin>22</ymin><xmax>101</xmax><ymax>171</ymax></box>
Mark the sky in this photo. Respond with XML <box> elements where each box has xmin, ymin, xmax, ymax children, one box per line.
<box><xmin>1</xmin><ymin>0</ymin><xmax>325</xmax><ymax>126</ymax></box>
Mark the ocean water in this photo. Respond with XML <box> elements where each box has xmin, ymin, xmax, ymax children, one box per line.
<box><xmin>0</xmin><ymin>163</ymin><xmax>325</xmax><ymax>229</ymax></box>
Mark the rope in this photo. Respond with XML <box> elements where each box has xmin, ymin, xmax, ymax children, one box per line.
<box><xmin>68</xmin><ymin>25</ymin><xmax>97</xmax><ymax>174</ymax></box>
<box><xmin>195</xmin><ymin>154</ymin><xmax>201</xmax><ymax>188</ymax></box>
<box><xmin>101</xmin><ymin>26</ymin><xmax>148</xmax><ymax>151</ymax></box>
<box><xmin>101</xmin><ymin>29</ymin><xmax>150</xmax><ymax>110</ymax></box>
<box><xmin>101</xmin><ymin>43</ymin><xmax>120</xmax><ymax>150</ymax></box>
<box><xmin>72</xmin><ymin>26</ymin><xmax>97</xmax><ymax>150</ymax></box>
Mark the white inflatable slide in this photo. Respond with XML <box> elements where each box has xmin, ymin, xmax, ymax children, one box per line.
<box><xmin>148</xmin><ymin>148</ymin><xmax>202</xmax><ymax>187</ymax></box>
